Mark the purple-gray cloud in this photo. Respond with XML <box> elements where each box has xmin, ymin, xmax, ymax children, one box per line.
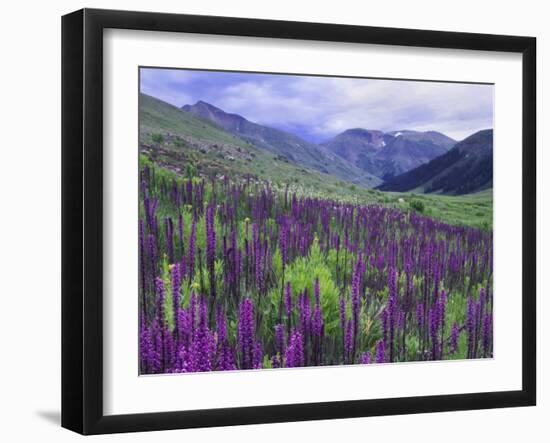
<box><xmin>140</xmin><ymin>67</ymin><xmax>493</xmax><ymax>142</ymax></box>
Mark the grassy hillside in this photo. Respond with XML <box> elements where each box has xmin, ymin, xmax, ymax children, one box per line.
<box><xmin>139</xmin><ymin>93</ymin><xmax>382</xmax><ymax>202</ymax></box>
<box><xmin>181</xmin><ymin>100</ymin><xmax>381</xmax><ymax>187</ymax></box>
<box><xmin>382</xmin><ymin>189</ymin><xmax>493</xmax><ymax>230</ymax></box>
<box><xmin>140</xmin><ymin>93</ymin><xmax>251</xmax><ymax>146</ymax></box>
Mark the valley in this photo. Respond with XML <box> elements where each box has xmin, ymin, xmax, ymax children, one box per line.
<box><xmin>139</xmin><ymin>92</ymin><xmax>492</xmax><ymax>230</ymax></box>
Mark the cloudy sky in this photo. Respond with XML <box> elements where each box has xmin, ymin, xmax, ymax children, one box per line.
<box><xmin>140</xmin><ymin>67</ymin><xmax>494</xmax><ymax>143</ymax></box>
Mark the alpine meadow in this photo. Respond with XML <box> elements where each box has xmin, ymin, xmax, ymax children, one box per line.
<box><xmin>138</xmin><ymin>68</ymin><xmax>494</xmax><ymax>374</ymax></box>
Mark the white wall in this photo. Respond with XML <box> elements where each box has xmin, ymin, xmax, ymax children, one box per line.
<box><xmin>0</xmin><ymin>0</ymin><xmax>546</xmax><ymax>441</ymax></box>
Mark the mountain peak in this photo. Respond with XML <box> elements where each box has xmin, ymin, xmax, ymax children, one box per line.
<box><xmin>182</xmin><ymin>101</ymin><xmax>247</xmax><ymax>132</ymax></box>
<box><xmin>183</xmin><ymin>100</ymin><xmax>228</xmax><ymax>114</ymax></box>
<box><xmin>377</xmin><ymin>128</ymin><xmax>493</xmax><ymax>195</ymax></box>
<box><xmin>343</xmin><ymin>128</ymin><xmax>380</xmax><ymax>135</ymax></box>
<box><xmin>322</xmin><ymin>128</ymin><xmax>455</xmax><ymax>179</ymax></box>
<box><xmin>194</xmin><ymin>100</ymin><xmax>220</xmax><ymax>110</ymax></box>
<box><xmin>180</xmin><ymin>99</ymin><xmax>380</xmax><ymax>187</ymax></box>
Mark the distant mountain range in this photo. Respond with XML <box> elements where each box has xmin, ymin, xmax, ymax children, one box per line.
<box><xmin>140</xmin><ymin>94</ymin><xmax>492</xmax><ymax>196</ymax></box>
<box><xmin>377</xmin><ymin>129</ymin><xmax>493</xmax><ymax>195</ymax></box>
<box><xmin>181</xmin><ymin>101</ymin><xmax>381</xmax><ymax>187</ymax></box>
<box><xmin>321</xmin><ymin>129</ymin><xmax>456</xmax><ymax>180</ymax></box>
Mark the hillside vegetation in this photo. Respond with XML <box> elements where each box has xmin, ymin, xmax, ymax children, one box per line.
<box><xmin>140</xmin><ymin>93</ymin><xmax>492</xmax><ymax>230</ymax></box>
<box><xmin>182</xmin><ymin>100</ymin><xmax>381</xmax><ymax>187</ymax></box>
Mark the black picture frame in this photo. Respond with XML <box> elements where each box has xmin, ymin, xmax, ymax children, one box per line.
<box><xmin>61</xmin><ymin>8</ymin><xmax>536</xmax><ymax>435</ymax></box>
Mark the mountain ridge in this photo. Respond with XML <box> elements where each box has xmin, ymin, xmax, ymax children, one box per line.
<box><xmin>377</xmin><ymin>129</ymin><xmax>493</xmax><ymax>195</ymax></box>
<box><xmin>321</xmin><ymin>128</ymin><xmax>456</xmax><ymax>180</ymax></box>
<box><xmin>181</xmin><ymin>100</ymin><xmax>381</xmax><ymax>187</ymax></box>
<box><xmin>142</xmin><ymin>93</ymin><xmax>492</xmax><ymax>198</ymax></box>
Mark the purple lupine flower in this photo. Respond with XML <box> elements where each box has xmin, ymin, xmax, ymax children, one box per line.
<box><xmin>254</xmin><ymin>225</ymin><xmax>263</xmax><ymax>295</ymax></box>
<box><xmin>375</xmin><ymin>339</ymin><xmax>386</xmax><ymax>363</ymax></box>
<box><xmin>190</xmin><ymin>298</ymin><xmax>212</xmax><ymax>372</ymax></box>
<box><xmin>387</xmin><ymin>266</ymin><xmax>398</xmax><ymax>362</ymax></box>
<box><xmin>429</xmin><ymin>306</ymin><xmax>439</xmax><ymax>360</ymax></box>
<box><xmin>139</xmin><ymin>219</ymin><xmax>147</xmax><ymax>317</ymax></box>
<box><xmin>351</xmin><ymin>256</ymin><xmax>362</xmax><ymax>349</ymax></box>
<box><xmin>432</xmin><ymin>258</ymin><xmax>440</xmax><ymax>302</ymax></box>
<box><xmin>416</xmin><ymin>302</ymin><xmax>424</xmax><ymax>332</ymax></box>
<box><xmin>175</xmin><ymin>343</ymin><xmax>189</xmax><ymax>373</ymax></box>
<box><xmin>177</xmin><ymin>308</ymin><xmax>191</xmax><ymax>347</ymax></box>
<box><xmin>253</xmin><ymin>341</ymin><xmax>263</xmax><ymax>369</ymax></box>
<box><xmin>274</xmin><ymin>323</ymin><xmax>285</xmax><ymax>355</ymax></box>
<box><xmin>466</xmin><ymin>296</ymin><xmax>476</xmax><ymax>359</ymax></box>
<box><xmin>381</xmin><ymin>308</ymin><xmax>389</xmax><ymax>345</ymax></box>
<box><xmin>171</xmin><ymin>264</ymin><xmax>181</xmax><ymax>343</ymax></box>
<box><xmin>479</xmin><ymin>287</ymin><xmax>487</xmax><ymax>310</ymax></box>
<box><xmin>344</xmin><ymin>320</ymin><xmax>353</xmax><ymax>364</ymax></box>
<box><xmin>205</xmin><ymin>204</ymin><xmax>217</xmax><ymax>299</ymax></box>
<box><xmin>339</xmin><ymin>294</ymin><xmax>347</xmax><ymax>332</ymax></box>
<box><xmin>284</xmin><ymin>329</ymin><xmax>304</xmax><ymax>368</ymax></box>
<box><xmin>139</xmin><ymin>314</ymin><xmax>154</xmax><ymax>374</ymax></box>
<box><xmin>148</xmin><ymin>234</ymin><xmax>157</xmax><ymax>280</ymax></box>
<box><xmin>482</xmin><ymin>313</ymin><xmax>492</xmax><ymax>357</ymax></box>
<box><xmin>150</xmin><ymin>319</ymin><xmax>163</xmax><ymax>373</ymax></box>
<box><xmin>404</xmin><ymin>257</ymin><xmax>413</xmax><ymax>312</ymax></box>
<box><xmin>219</xmin><ymin>342</ymin><xmax>236</xmax><ymax>371</ymax></box>
<box><xmin>167</xmin><ymin>323</ymin><xmax>178</xmax><ymax>369</ymax></box>
<box><xmin>155</xmin><ymin>277</ymin><xmax>166</xmax><ymax>327</ymax></box>
<box><xmin>138</xmin><ymin>165</ymin><xmax>493</xmax><ymax>373</ymax></box>
<box><xmin>478</xmin><ymin>287</ymin><xmax>487</xmax><ymax>353</ymax></box>
<box><xmin>230</xmin><ymin>228</ymin><xmax>239</xmax><ymax>296</ymax></box>
<box><xmin>312</xmin><ymin>279</ymin><xmax>324</xmax><ymax>364</ymax></box>
<box><xmin>299</xmin><ymin>290</ymin><xmax>311</xmax><ymax>338</ymax></box>
<box><xmin>238</xmin><ymin>298</ymin><xmax>255</xmax><ymax>369</ymax></box>
<box><xmin>439</xmin><ymin>290</ymin><xmax>447</xmax><ymax>328</ymax></box>
<box><xmin>438</xmin><ymin>289</ymin><xmax>447</xmax><ymax>356</ymax></box>
<box><xmin>398</xmin><ymin>310</ymin><xmax>405</xmax><ymax>331</ymax></box>
<box><xmin>188</xmin><ymin>216</ymin><xmax>196</xmax><ymax>281</ymax></box>
<box><xmin>216</xmin><ymin>306</ymin><xmax>227</xmax><ymax>344</ymax></box>
<box><xmin>178</xmin><ymin>212</ymin><xmax>184</xmax><ymax>257</ymax></box>
<box><xmin>180</xmin><ymin>253</ymin><xmax>187</xmax><ymax>281</ymax></box>
<box><xmin>189</xmin><ymin>291</ymin><xmax>197</xmax><ymax>334</ymax></box>
<box><xmin>312</xmin><ymin>299</ymin><xmax>323</xmax><ymax>339</ymax></box>
<box><xmin>361</xmin><ymin>352</ymin><xmax>371</xmax><ymax>364</ymax></box>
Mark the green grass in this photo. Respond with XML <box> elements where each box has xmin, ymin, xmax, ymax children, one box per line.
<box><xmin>141</xmin><ymin>153</ymin><xmax>492</xmax><ymax>231</ymax></box>
<box><xmin>140</xmin><ymin>93</ymin><xmax>250</xmax><ymax>147</ymax></box>
<box><xmin>380</xmin><ymin>189</ymin><xmax>493</xmax><ymax>230</ymax></box>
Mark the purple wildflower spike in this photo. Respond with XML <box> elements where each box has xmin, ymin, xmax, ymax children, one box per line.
<box><xmin>375</xmin><ymin>340</ymin><xmax>386</xmax><ymax>363</ymax></box>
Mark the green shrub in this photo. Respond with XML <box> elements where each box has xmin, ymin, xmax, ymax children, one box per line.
<box><xmin>409</xmin><ymin>199</ymin><xmax>425</xmax><ymax>213</ymax></box>
<box><xmin>186</xmin><ymin>163</ymin><xmax>197</xmax><ymax>178</ymax></box>
<box><xmin>152</xmin><ymin>133</ymin><xmax>164</xmax><ymax>144</ymax></box>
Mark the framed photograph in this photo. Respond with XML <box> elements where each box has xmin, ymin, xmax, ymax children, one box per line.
<box><xmin>61</xmin><ymin>8</ymin><xmax>536</xmax><ymax>435</ymax></box>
